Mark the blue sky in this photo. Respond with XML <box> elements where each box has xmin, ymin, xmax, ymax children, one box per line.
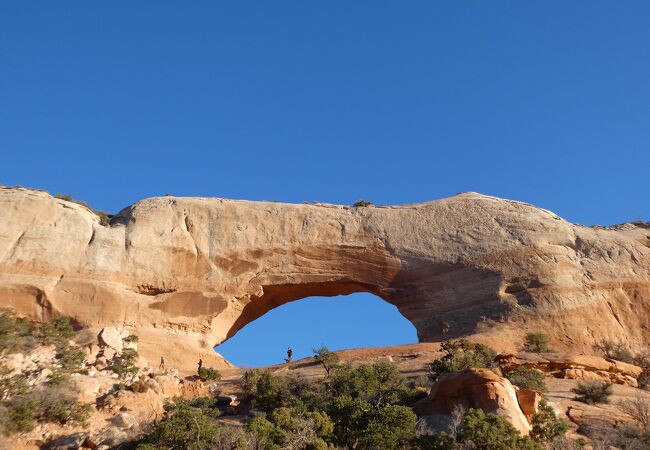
<box><xmin>2</xmin><ymin>2</ymin><xmax>649</xmax><ymax>365</ymax></box>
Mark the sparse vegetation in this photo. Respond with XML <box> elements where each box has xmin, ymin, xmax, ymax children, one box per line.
<box><xmin>430</xmin><ymin>339</ymin><xmax>497</xmax><ymax>379</ymax></box>
<box><xmin>197</xmin><ymin>366</ymin><xmax>222</xmax><ymax>382</ymax></box>
<box><xmin>593</xmin><ymin>339</ymin><xmax>634</xmax><ymax>363</ymax></box>
<box><xmin>54</xmin><ymin>193</ymin><xmax>113</xmax><ymax>226</ymax></box>
<box><xmin>530</xmin><ymin>400</ymin><xmax>569</xmax><ymax>444</ymax></box>
<box><xmin>524</xmin><ymin>332</ymin><xmax>551</xmax><ymax>353</ymax></box>
<box><xmin>111</xmin><ymin>336</ymin><xmax>140</xmax><ymax>382</ymax></box>
<box><xmin>313</xmin><ymin>345</ymin><xmax>340</xmax><ymax>375</ymax></box>
<box><xmin>352</xmin><ymin>199</ymin><xmax>374</xmax><ymax>207</ymax></box>
<box><xmin>572</xmin><ymin>380</ymin><xmax>613</xmax><ymax>404</ymax></box>
<box><xmin>505</xmin><ymin>366</ymin><xmax>547</xmax><ymax>392</ymax></box>
<box><xmin>618</xmin><ymin>397</ymin><xmax>650</xmax><ymax>428</ymax></box>
<box><xmin>0</xmin><ymin>312</ymin><xmax>92</xmax><ymax>435</ymax></box>
<box><xmin>418</xmin><ymin>408</ymin><xmax>542</xmax><ymax>450</ymax></box>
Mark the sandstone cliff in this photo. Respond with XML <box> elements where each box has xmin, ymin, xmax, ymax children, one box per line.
<box><xmin>0</xmin><ymin>186</ymin><xmax>649</xmax><ymax>370</ymax></box>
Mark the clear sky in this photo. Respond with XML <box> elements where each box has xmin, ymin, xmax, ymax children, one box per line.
<box><xmin>2</xmin><ymin>2</ymin><xmax>649</xmax><ymax>366</ymax></box>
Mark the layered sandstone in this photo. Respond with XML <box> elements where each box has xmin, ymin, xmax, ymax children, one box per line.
<box><xmin>0</xmin><ymin>186</ymin><xmax>649</xmax><ymax>370</ymax></box>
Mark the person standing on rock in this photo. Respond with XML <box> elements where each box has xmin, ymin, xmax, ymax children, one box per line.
<box><xmin>198</xmin><ymin>358</ymin><xmax>203</xmax><ymax>371</ymax></box>
<box><xmin>159</xmin><ymin>356</ymin><xmax>165</xmax><ymax>372</ymax></box>
<box><xmin>286</xmin><ymin>347</ymin><xmax>293</xmax><ymax>363</ymax></box>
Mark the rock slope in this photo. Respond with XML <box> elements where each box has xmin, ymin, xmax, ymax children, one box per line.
<box><xmin>0</xmin><ymin>186</ymin><xmax>649</xmax><ymax>370</ymax></box>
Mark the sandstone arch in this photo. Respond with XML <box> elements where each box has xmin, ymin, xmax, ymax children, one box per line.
<box><xmin>1</xmin><ymin>186</ymin><xmax>649</xmax><ymax>370</ymax></box>
<box><xmin>217</xmin><ymin>291</ymin><xmax>419</xmax><ymax>366</ymax></box>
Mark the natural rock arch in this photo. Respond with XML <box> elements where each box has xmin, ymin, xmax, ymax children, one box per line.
<box><xmin>217</xmin><ymin>291</ymin><xmax>419</xmax><ymax>366</ymax></box>
<box><xmin>0</xmin><ymin>186</ymin><xmax>649</xmax><ymax>370</ymax></box>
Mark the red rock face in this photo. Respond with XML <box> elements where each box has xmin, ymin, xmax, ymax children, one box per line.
<box><xmin>414</xmin><ymin>367</ymin><xmax>537</xmax><ymax>434</ymax></box>
<box><xmin>0</xmin><ymin>186</ymin><xmax>649</xmax><ymax>371</ymax></box>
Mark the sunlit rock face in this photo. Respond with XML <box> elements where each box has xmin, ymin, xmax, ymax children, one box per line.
<box><xmin>1</xmin><ymin>186</ymin><xmax>649</xmax><ymax>370</ymax></box>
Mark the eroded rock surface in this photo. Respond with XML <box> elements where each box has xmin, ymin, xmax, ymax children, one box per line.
<box><xmin>414</xmin><ymin>367</ymin><xmax>539</xmax><ymax>434</ymax></box>
<box><xmin>1</xmin><ymin>186</ymin><xmax>649</xmax><ymax>370</ymax></box>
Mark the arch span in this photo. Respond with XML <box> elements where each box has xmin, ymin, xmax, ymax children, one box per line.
<box><xmin>2</xmin><ymin>188</ymin><xmax>650</xmax><ymax>371</ymax></box>
<box><xmin>217</xmin><ymin>292</ymin><xmax>418</xmax><ymax>367</ymax></box>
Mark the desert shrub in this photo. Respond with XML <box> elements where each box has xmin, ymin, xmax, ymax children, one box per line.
<box><xmin>505</xmin><ymin>366</ymin><xmax>547</xmax><ymax>392</ymax></box>
<box><xmin>572</xmin><ymin>380</ymin><xmax>613</xmax><ymax>404</ymax></box>
<box><xmin>529</xmin><ymin>400</ymin><xmax>568</xmax><ymax>443</ymax></box>
<box><xmin>242</xmin><ymin>369</ymin><xmax>285</xmax><ymax>411</ymax></box>
<box><xmin>458</xmin><ymin>408</ymin><xmax>541</xmax><ymax>450</ymax></box>
<box><xmin>580</xmin><ymin>421</ymin><xmax>650</xmax><ymax>450</ymax></box>
<box><xmin>136</xmin><ymin>402</ymin><xmax>222</xmax><ymax>450</ymax></box>
<box><xmin>247</xmin><ymin>406</ymin><xmax>334</xmax><ymax>450</ymax></box>
<box><xmin>46</xmin><ymin>370</ymin><xmax>69</xmax><ymax>386</ymax></box>
<box><xmin>524</xmin><ymin>332</ymin><xmax>551</xmax><ymax>353</ymax></box>
<box><xmin>618</xmin><ymin>397</ymin><xmax>650</xmax><ymax>428</ymax></box>
<box><xmin>0</xmin><ymin>310</ymin><xmax>37</xmax><ymax>353</ymax></box>
<box><xmin>430</xmin><ymin>339</ymin><xmax>497</xmax><ymax>379</ymax></box>
<box><xmin>4</xmin><ymin>400</ymin><xmax>37</xmax><ymax>433</ymax></box>
<box><xmin>0</xmin><ymin>365</ymin><xmax>28</xmax><ymax>401</ymax></box>
<box><xmin>57</xmin><ymin>344</ymin><xmax>86</xmax><ymax>372</ymax></box>
<box><xmin>129</xmin><ymin>377</ymin><xmax>154</xmax><ymax>393</ymax></box>
<box><xmin>2</xmin><ymin>390</ymin><xmax>90</xmax><ymax>434</ymax></box>
<box><xmin>358</xmin><ymin>404</ymin><xmax>417</xmax><ymax>450</ymax></box>
<box><xmin>197</xmin><ymin>366</ymin><xmax>222</xmax><ymax>382</ymax></box>
<box><xmin>38</xmin><ymin>392</ymin><xmax>91</xmax><ymax>425</ymax></box>
<box><xmin>112</xmin><ymin>348</ymin><xmax>139</xmax><ymax>380</ymax></box>
<box><xmin>593</xmin><ymin>339</ymin><xmax>634</xmax><ymax>363</ymax></box>
<box><xmin>0</xmin><ymin>311</ymin><xmax>81</xmax><ymax>356</ymax></box>
<box><xmin>313</xmin><ymin>346</ymin><xmax>340</xmax><ymax>375</ymax></box>
<box><xmin>330</xmin><ymin>360</ymin><xmax>408</xmax><ymax>408</ymax></box>
<box><xmin>123</xmin><ymin>334</ymin><xmax>139</xmax><ymax>343</ymax></box>
<box><xmin>55</xmin><ymin>193</ymin><xmax>113</xmax><ymax>226</ymax></box>
<box><xmin>352</xmin><ymin>199</ymin><xmax>374</xmax><ymax>207</ymax></box>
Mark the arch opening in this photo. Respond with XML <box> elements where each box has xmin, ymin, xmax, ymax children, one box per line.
<box><xmin>215</xmin><ymin>292</ymin><xmax>418</xmax><ymax>367</ymax></box>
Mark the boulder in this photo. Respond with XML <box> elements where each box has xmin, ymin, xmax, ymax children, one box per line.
<box><xmin>112</xmin><ymin>412</ymin><xmax>137</xmax><ymax>429</ymax></box>
<box><xmin>98</xmin><ymin>327</ymin><xmax>125</xmax><ymax>351</ymax></box>
<box><xmin>45</xmin><ymin>433</ymin><xmax>87</xmax><ymax>450</ymax></box>
<box><xmin>415</xmin><ymin>368</ymin><xmax>536</xmax><ymax>434</ymax></box>
<box><xmin>516</xmin><ymin>389</ymin><xmax>541</xmax><ymax>421</ymax></box>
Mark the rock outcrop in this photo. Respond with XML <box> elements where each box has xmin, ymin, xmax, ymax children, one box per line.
<box><xmin>1</xmin><ymin>186</ymin><xmax>649</xmax><ymax>370</ymax></box>
<box><xmin>496</xmin><ymin>353</ymin><xmax>643</xmax><ymax>387</ymax></box>
<box><xmin>414</xmin><ymin>368</ymin><xmax>540</xmax><ymax>434</ymax></box>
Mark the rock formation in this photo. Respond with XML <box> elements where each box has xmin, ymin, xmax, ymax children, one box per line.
<box><xmin>414</xmin><ymin>367</ymin><xmax>540</xmax><ymax>434</ymax></box>
<box><xmin>496</xmin><ymin>353</ymin><xmax>643</xmax><ymax>387</ymax></box>
<box><xmin>0</xmin><ymin>186</ymin><xmax>649</xmax><ymax>370</ymax></box>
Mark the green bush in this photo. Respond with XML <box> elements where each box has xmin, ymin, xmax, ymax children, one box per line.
<box><xmin>137</xmin><ymin>403</ymin><xmax>221</xmax><ymax>450</ymax></box>
<box><xmin>529</xmin><ymin>400</ymin><xmax>568</xmax><ymax>443</ymax></box>
<box><xmin>359</xmin><ymin>404</ymin><xmax>417</xmax><ymax>450</ymax></box>
<box><xmin>38</xmin><ymin>392</ymin><xmax>91</xmax><ymax>425</ymax></box>
<box><xmin>0</xmin><ymin>365</ymin><xmax>28</xmax><ymax>401</ymax></box>
<box><xmin>330</xmin><ymin>360</ymin><xmax>408</xmax><ymax>408</ymax></box>
<box><xmin>242</xmin><ymin>369</ymin><xmax>285</xmax><ymax>411</ymax></box>
<box><xmin>572</xmin><ymin>380</ymin><xmax>613</xmax><ymax>404</ymax></box>
<box><xmin>112</xmin><ymin>347</ymin><xmax>139</xmax><ymax>381</ymax></box>
<box><xmin>0</xmin><ymin>310</ymin><xmax>37</xmax><ymax>353</ymax></box>
<box><xmin>246</xmin><ymin>406</ymin><xmax>334</xmax><ymax>450</ymax></box>
<box><xmin>197</xmin><ymin>366</ymin><xmax>222</xmax><ymax>382</ymax></box>
<box><xmin>459</xmin><ymin>408</ymin><xmax>541</xmax><ymax>450</ymax></box>
<box><xmin>505</xmin><ymin>367</ymin><xmax>547</xmax><ymax>392</ymax></box>
<box><xmin>313</xmin><ymin>346</ymin><xmax>340</xmax><ymax>375</ymax></box>
<box><xmin>524</xmin><ymin>332</ymin><xmax>551</xmax><ymax>353</ymax></box>
<box><xmin>430</xmin><ymin>339</ymin><xmax>497</xmax><ymax>379</ymax></box>
<box><xmin>5</xmin><ymin>400</ymin><xmax>37</xmax><ymax>433</ymax></box>
<box><xmin>57</xmin><ymin>344</ymin><xmax>86</xmax><ymax>372</ymax></box>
